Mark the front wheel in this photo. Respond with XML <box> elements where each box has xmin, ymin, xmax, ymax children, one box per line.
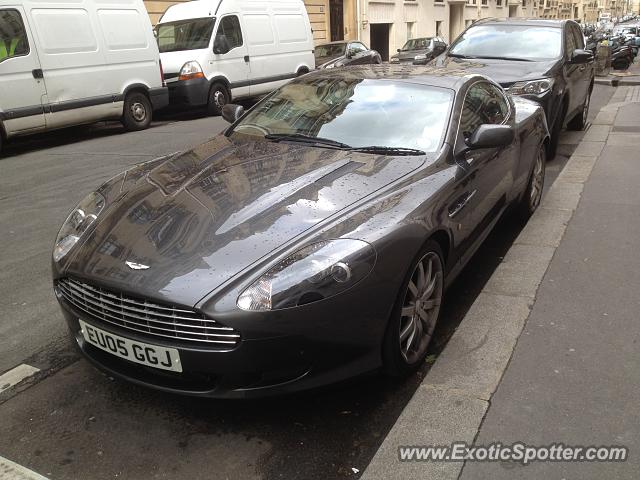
<box><xmin>207</xmin><ymin>83</ymin><xmax>230</xmax><ymax>116</ymax></box>
<box><xmin>382</xmin><ymin>241</ymin><xmax>444</xmax><ymax>377</ymax></box>
<box><xmin>514</xmin><ymin>144</ymin><xmax>546</xmax><ymax>221</ymax></box>
<box><xmin>567</xmin><ymin>88</ymin><xmax>591</xmax><ymax>131</ymax></box>
<box><xmin>122</xmin><ymin>92</ymin><xmax>152</xmax><ymax>131</ymax></box>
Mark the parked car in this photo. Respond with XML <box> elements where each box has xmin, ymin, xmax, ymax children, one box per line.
<box><xmin>157</xmin><ymin>0</ymin><xmax>315</xmax><ymax>116</ymax></box>
<box><xmin>389</xmin><ymin>37</ymin><xmax>447</xmax><ymax>64</ymax></box>
<box><xmin>0</xmin><ymin>0</ymin><xmax>167</xmax><ymax>153</ymax></box>
<box><xmin>53</xmin><ymin>65</ymin><xmax>549</xmax><ymax>398</ymax></box>
<box><xmin>437</xmin><ymin>18</ymin><xmax>595</xmax><ymax>157</ymax></box>
<box><xmin>314</xmin><ymin>41</ymin><xmax>382</xmax><ymax>69</ymax></box>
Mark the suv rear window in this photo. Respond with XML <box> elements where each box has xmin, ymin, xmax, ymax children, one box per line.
<box><xmin>449</xmin><ymin>24</ymin><xmax>562</xmax><ymax>61</ymax></box>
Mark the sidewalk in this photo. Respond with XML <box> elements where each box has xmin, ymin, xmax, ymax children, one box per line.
<box><xmin>595</xmin><ymin>56</ymin><xmax>640</xmax><ymax>86</ymax></box>
<box><xmin>362</xmin><ymin>87</ymin><xmax>640</xmax><ymax>479</ymax></box>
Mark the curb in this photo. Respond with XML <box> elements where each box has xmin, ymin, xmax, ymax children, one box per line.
<box><xmin>360</xmin><ymin>87</ymin><xmax>630</xmax><ymax>480</ymax></box>
<box><xmin>595</xmin><ymin>76</ymin><xmax>640</xmax><ymax>87</ymax></box>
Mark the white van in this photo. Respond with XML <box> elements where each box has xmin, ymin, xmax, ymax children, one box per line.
<box><xmin>157</xmin><ymin>0</ymin><xmax>315</xmax><ymax>115</ymax></box>
<box><xmin>0</xmin><ymin>0</ymin><xmax>167</xmax><ymax>152</ymax></box>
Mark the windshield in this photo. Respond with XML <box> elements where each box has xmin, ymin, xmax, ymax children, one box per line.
<box><xmin>315</xmin><ymin>43</ymin><xmax>346</xmax><ymax>58</ymax></box>
<box><xmin>401</xmin><ymin>38</ymin><xmax>432</xmax><ymax>51</ymax></box>
<box><xmin>232</xmin><ymin>78</ymin><xmax>453</xmax><ymax>153</ymax></box>
<box><xmin>449</xmin><ymin>25</ymin><xmax>563</xmax><ymax>61</ymax></box>
<box><xmin>157</xmin><ymin>17</ymin><xmax>215</xmax><ymax>53</ymax></box>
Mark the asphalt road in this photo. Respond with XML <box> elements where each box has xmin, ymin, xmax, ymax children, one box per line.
<box><xmin>0</xmin><ymin>85</ymin><xmax>615</xmax><ymax>480</ymax></box>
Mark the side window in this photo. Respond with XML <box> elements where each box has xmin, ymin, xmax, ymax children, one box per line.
<box><xmin>0</xmin><ymin>9</ymin><xmax>29</xmax><ymax>62</ymax></box>
<box><xmin>572</xmin><ymin>26</ymin><xmax>584</xmax><ymax>50</ymax></box>
<box><xmin>350</xmin><ymin>42</ymin><xmax>367</xmax><ymax>54</ymax></box>
<box><xmin>216</xmin><ymin>15</ymin><xmax>242</xmax><ymax>51</ymax></box>
<box><xmin>565</xmin><ymin>27</ymin><xmax>577</xmax><ymax>57</ymax></box>
<box><xmin>459</xmin><ymin>83</ymin><xmax>509</xmax><ymax>140</ymax></box>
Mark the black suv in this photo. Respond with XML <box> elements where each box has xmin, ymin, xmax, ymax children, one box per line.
<box><xmin>436</xmin><ymin>18</ymin><xmax>594</xmax><ymax>157</ymax></box>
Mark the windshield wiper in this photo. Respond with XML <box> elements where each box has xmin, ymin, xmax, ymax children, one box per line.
<box><xmin>264</xmin><ymin>133</ymin><xmax>351</xmax><ymax>149</ymax></box>
<box><xmin>447</xmin><ymin>53</ymin><xmax>477</xmax><ymax>59</ymax></box>
<box><xmin>471</xmin><ymin>55</ymin><xmax>534</xmax><ymax>62</ymax></box>
<box><xmin>349</xmin><ymin>146</ymin><xmax>426</xmax><ymax>156</ymax></box>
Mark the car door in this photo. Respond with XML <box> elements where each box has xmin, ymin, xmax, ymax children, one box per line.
<box><xmin>448</xmin><ymin>82</ymin><xmax>516</xmax><ymax>264</ymax></box>
<box><xmin>0</xmin><ymin>6</ymin><xmax>47</xmax><ymax>135</ymax></box>
<box><xmin>563</xmin><ymin>24</ymin><xmax>581</xmax><ymax>120</ymax></box>
<box><xmin>212</xmin><ymin>14</ymin><xmax>250</xmax><ymax>98</ymax></box>
<box><xmin>570</xmin><ymin>23</ymin><xmax>591</xmax><ymax>108</ymax></box>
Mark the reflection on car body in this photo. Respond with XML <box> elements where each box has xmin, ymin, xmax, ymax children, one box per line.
<box><xmin>52</xmin><ymin>65</ymin><xmax>549</xmax><ymax>398</ymax></box>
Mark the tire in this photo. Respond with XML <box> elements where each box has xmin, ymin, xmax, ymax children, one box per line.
<box><xmin>122</xmin><ymin>92</ymin><xmax>152</xmax><ymax>132</ymax></box>
<box><xmin>207</xmin><ymin>82</ymin><xmax>230</xmax><ymax>116</ymax></box>
<box><xmin>567</xmin><ymin>86</ymin><xmax>592</xmax><ymax>131</ymax></box>
<box><xmin>382</xmin><ymin>240</ymin><xmax>445</xmax><ymax>377</ymax></box>
<box><xmin>547</xmin><ymin>102</ymin><xmax>566</xmax><ymax>160</ymax></box>
<box><xmin>514</xmin><ymin>143</ymin><xmax>546</xmax><ymax>221</ymax></box>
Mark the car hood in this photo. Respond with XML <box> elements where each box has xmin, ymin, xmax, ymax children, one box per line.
<box><xmin>436</xmin><ymin>55</ymin><xmax>559</xmax><ymax>86</ymax></box>
<box><xmin>63</xmin><ymin>135</ymin><xmax>426</xmax><ymax>307</ymax></box>
<box><xmin>391</xmin><ymin>49</ymin><xmax>430</xmax><ymax>61</ymax></box>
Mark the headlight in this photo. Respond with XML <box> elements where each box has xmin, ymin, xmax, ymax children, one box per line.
<box><xmin>325</xmin><ymin>63</ymin><xmax>336</xmax><ymax>69</ymax></box>
<box><xmin>414</xmin><ymin>54</ymin><xmax>427</xmax><ymax>61</ymax></box>
<box><xmin>390</xmin><ymin>57</ymin><xmax>400</xmax><ymax>63</ymax></box>
<box><xmin>178</xmin><ymin>61</ymin><xmax>205</xmax><ymax>81</ymax></box>
<box><xmin>237</xmin><ymin>239</ymin><xmax>376</xmax><ymax>311</ymax></box>
<box><xmin>53</xmin><ymin>192</ymin><xmax>105</xmax><ymax>262</ymax></box>
<box><xmin>509</xmin><ymin>78</ymin><xmax>554</xmax><ymax>96</ymax></box>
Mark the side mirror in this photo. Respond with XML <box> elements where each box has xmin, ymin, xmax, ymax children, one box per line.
<box><xmin>346</xmin><ymin>49</ymin><xmax>353</xmax><ymax>59</ymax></box>
<box><xmin>570</xmin><ymin>48</ymin><xmax>593</xmax><ymax>64</ymax></box>
<box><xmin>222</xmin><ymin>103</ymin><xmax>244</xmax><ymax>124</ymax></box>
<box><xmin>397</xmin><ymin>48</ymin><xmax>401</xmax><ymax>53</ymax></box>
<box><xmin>213</xmin><ymin>34</ymin><xmax>231</xmax><ymax>55</ymax></box>
<box><xmin>466</xmin><ymin>124</ymin><xmax>514</xmax><ymax>150</ymax></box>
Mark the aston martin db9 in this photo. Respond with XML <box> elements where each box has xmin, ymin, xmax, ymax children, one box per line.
<box><xmin>52</xmin><ymin>65</ymin><xmax>549</xmax><ymax>398</ymax></box>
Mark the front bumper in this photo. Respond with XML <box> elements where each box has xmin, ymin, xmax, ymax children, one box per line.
<box><xmin>166</xmin><ymin>77</ymin><xmax>210</xmax><ymax>107</ymax></box>
<box><xmin>54</xmin><ymin>278</ymin><xmax>389</xmax><ymax>398</ymax></box>
<box><xmin>149</xmin><ymin>86</ymin><xmax>169</xmax><ymax>111</ymax></box>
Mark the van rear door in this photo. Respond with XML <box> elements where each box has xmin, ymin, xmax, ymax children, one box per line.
<box><xmin>0</xmin><ymin>6</ymin><xmax>47</xmax><ymax>135</ymax></box>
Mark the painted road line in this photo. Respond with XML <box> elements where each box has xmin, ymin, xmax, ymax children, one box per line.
<box><xmin>0</xmin><ymin>456</ymin><xmax>49</xmax><ymax>480</ymax></box>
<box><xmin>0</xmin><ymin>364</ymin><xmax>40</xmax><ymax>395</ymax></box>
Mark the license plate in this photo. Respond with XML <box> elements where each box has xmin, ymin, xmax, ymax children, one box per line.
<box><xmin>79</xmin><ymin>320</ymin><xmax>182</xmax><ymax>373</ymax></box>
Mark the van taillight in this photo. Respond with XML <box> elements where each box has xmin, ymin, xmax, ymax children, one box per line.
<box><xmin>159</xmin><ymin>59</ymin><xmax>166</xmax><ymax>87</ymax></box>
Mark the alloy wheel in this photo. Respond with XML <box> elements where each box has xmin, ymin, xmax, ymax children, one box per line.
<box><xmin>398</xmin><ymin>251</ymin><xmax>443</xmax><ymax>364</ymax></box>
<box><xmin>529</xmin><ymin>148</ymin><xmax>545</xmax><ymax>211</ymax></box>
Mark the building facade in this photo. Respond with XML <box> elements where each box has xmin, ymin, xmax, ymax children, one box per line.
<box><xmin>143</xmin><ymin>0</ymin><xmax>597</xmax><ymax>61</ymax></box>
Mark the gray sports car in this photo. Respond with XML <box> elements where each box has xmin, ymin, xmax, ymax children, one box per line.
<box><xmin>52</xmin><ymin>65</ymin><xmax>549</xmax><ymax>398</ymax></box>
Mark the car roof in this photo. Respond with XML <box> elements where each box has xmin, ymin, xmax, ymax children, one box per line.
<box><xmin>473</xmin><ymin>17</ymin><xmax>570</xmax><ymax>28</ymax></box>
<box><xmin>300</xmin><ymin>64</ymin><xmax>492</xmax><ymax>91</ymax></box>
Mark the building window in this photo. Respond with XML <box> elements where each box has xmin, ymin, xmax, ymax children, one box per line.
<box><xmin>435</xmin><ymin>20</ymin><xmax>442</xmax><ymax>36</ymax></box>
<box><xmin>522</xmin><ymin>0</ymin><xmax>526</xmax><ymax>6</ymax></box>
<box><xmin>497</xmin><ymin>0</ymin><xmax>502</xmax><ymax>5</ymax></box>
<box><xmin>407</xmin><ymin>22</ymin><xmax>415</xmax><ymax>40</ymax></box>
<box><xmin>481</xmin><ymin>0</ymin><xmax>488</xmax><ymax>5</ymax></box>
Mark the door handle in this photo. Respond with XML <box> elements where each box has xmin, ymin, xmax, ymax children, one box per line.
<box><xmin>32</xmin><ymin>69</ymin><xmax>44</xmax><ymax>79</ymax></box>
<box><xmin>244</xmin><ymin>55</ymin><xmax>250</xmax><ymax>62</ymax></box>
<box><xmin>448</xmin><ymin>190</ymin><xmax>477</xmax><ymax>218</ymax></box>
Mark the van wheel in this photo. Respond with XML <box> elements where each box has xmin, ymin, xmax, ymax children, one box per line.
<box><xmin>122</xmin><ymin>92</ymin><xmax>152</xmax><ymax>131</ymax></box>
<box><xmin>207</xmin><ymin>83</ymin><xmax>229</xmax><ymax>116</ymax></box>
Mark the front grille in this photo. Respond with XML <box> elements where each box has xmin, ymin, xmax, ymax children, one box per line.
<box><xmin>57</xmin><ymin>278</ymin><xmax>240</xmax><ymax>348</ymax></box>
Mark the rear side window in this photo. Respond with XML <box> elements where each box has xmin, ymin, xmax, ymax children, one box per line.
<box><xmin>0</xmin><ymin>9</ymin><xmax>29</xmax><ymax>62</ymax></box>
<box><xmin>460</xmin><ymin>82</ymin><xmax>509</xmax><ymax>140</ymax></box>
<box><xmin>216</xmin><ymin>15</ymin><xmax>242</xmax><ymax>50</ymax></box>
